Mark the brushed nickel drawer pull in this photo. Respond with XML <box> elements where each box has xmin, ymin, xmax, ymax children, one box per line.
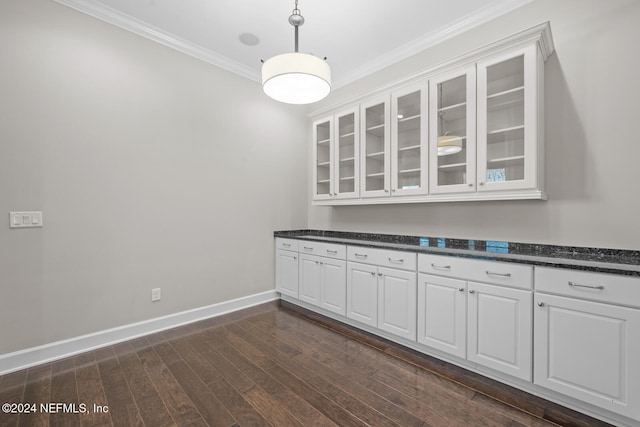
<box><xmin>431</xmin><ymin>263</ymin><xmax>451</xmax><ymax>270</ymax></box>
<box><xmin>388</xmin><ymin>258</ymin><xmax>404</xmax><ymax>263</ymax></box>
<box><xmin>354</xmin><ymin>253</ymin><xmax>368</xmax><ymax>258</ymax></box>
<box><xmin>303</xmin><ymin>246</ymin><xmax>314</xmax><ymax>250</ymax></box>
<box><xmin>486</xmin><ymin>270</ymin><xmax>511</xmax><ymax>277</ymax></box>
<box><xmin>568</xmin><ymin>281</ymin><xmax>604</xmax><ymax>290</ymax></box>
<box><xmin>326</xmin><ymin>249</ymin><xmax>338</xmax><ymax>255</ymax></box>
<box><xmin>282</xmin><ymin>243</ymin><xmax>291</xmax><ymax>247</ymax></box>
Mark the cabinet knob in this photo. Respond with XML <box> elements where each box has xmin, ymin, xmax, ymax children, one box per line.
<box><xmin>370</xmin><ymin>272</ymin><xmax>376</xmax><ymax>276</ymax></box>
<box><xmin>378</xmin><ymin>272</ymin><xmax>383</xmax><ymax>276</ymax></box>
<box><xmin>293</xmin><ymin>256</ymin><xmax>297</xmax><ymax>260</ymax></box>
<box><xmin>479</xmin><ymin>182</ymin><xmax>485</xmax><ymax>186</ymax></box>
<box><xmin>469</xmin><ymin>290</ymin><xmax>476</xmax><ymax>294</ymax></box>
<box><xmin>384</xmin><ymin>189</ymin><xmax>389</xmax><ymax>193</ymax></box>
<box><xmin>468</xmin><ymin>183</ymin><xmax>473</xmax><ymax>187</ymax></box>
<box><xmin>458</xmin><ymin>288</ymin><xmax>464</xmax><ymax>292</ymax></box>
<box><xmin>537</xmin><ymin>302</ymin><xmax>545</xmax><ymax>307</ymax></box>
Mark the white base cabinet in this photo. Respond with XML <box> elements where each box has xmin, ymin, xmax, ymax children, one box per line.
<box><xmin>534</xmin><ymin>267</ymin><xmax>640</xmax><ymax>422</ymax></box>
<box><xmin>378</xmin><ymin>267</ymin><xmax>417</xmax><ymax>341</ymax></box>
<box><xmin>346</xmin><ymin>262</ymin><xmax>378</xmax><ymax>327</ymax></box>
<box><xmin>417</xmin><ymin>274</ymin><xmax>467</xmax><ymax>359</ymax></box>
<box><xmin>299</xmin><ymin>254</ymin><xmax>347</xmax><ymax>316</ymax></box>
<box><xmin>275</xmin><ymin>248</ymin><xmax>298</xmax><ymax>298</ymax></box>
<box><xmin>467</xmin><ymin>281</ymin><xmax>532</xmax><ymax>382</ymax></box>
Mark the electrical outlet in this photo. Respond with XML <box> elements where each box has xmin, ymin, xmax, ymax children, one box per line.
<box><xmin>151</xmin><ymin>288</ymin><xmax>161</xmax><ymax>302</ymax></box>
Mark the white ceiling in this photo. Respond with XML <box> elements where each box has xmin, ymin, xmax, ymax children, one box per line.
<box><xmin>54</xmin><ymin>0</ymin><xmax>532</xmax><ymax>88</ymax></box>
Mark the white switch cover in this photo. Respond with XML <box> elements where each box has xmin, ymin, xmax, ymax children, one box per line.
<box><xmin>151</xmin><ymin>288</ymin><xmax>162</xmax><ymax>302</ymax></box>
<box><xmin>9</xmin><ymin>212</ymin><xmax>43</xmax><ymax>229</ymax></box>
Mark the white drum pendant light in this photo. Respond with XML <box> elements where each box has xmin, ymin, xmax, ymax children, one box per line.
<box><xmin>262</xmin><ymin>0</ymin><xmax>331</xmax><ymax>104</ymax></box>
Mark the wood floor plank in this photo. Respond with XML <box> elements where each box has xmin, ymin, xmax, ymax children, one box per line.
<box><xmin>74</xmin><ymin>355</ymin><xmax>112</xmax><ymax>427</ymax></box>
<box><xmin>117</xmin><ymin>352</ymin><xmax>176</xmax><ymax>427</ymax></box>
<box><xmin>188</xmin><ymin>333</ymin><xmax>255</xmax><ymax>393</ymax></box>
<box><xmin>136</xmin><ymin>347</ymin><xmax>203</xmax><ymax>426</ymax></box>
<box><xmin>207</xmin><ymin>378</ymin><xmax>271</xmax><ymax>427</ymax></box>
<box><xmin>241</xmin><ymin>385</ymin><xmax>304</xmax><ymax>427</ymax></box>
<box><xmin>269</xmin><ymin>386</ymin><xmax>339</xmax><ymax>427</ymax></box>
<box><xmin>0</xmin><ymin>369</ymin><xmax>27</xmax><ymax>427</ymax></box>
<box><xmin>17</xmin><ymin>364</ymin><xmax>52</xmax><ymax>427</ymax></box>
<box><xmin>265</xmin><ymin>362</ymin><xmax>369</xmax><ymax>427</ymax></box>
<box><xmin>97</xmin><ymin>357</ymin><xmax>144</xmax><ymax>427</ymax></box>
<box><xmin>175</xmin><ymin>335</ymin><xmax>223</xmax><ymax>385</ymax></box>
<box><xmin>164</xmin><ymin>359</ymin><xmax>236</xmax><ymax>427</ymax></box>
<box><xmin>50</xmin><ymin>358</ymin><xmax>81</xmax><ymax>427</ymax></box>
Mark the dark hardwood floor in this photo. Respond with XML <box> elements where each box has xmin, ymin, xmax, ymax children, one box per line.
<box><xmin>0</xmin><ymin>301</ymin><xmax>611</xmax><ymax>427</ymax></box>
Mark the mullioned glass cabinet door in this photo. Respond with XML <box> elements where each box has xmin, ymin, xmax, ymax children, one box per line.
<box><xmin>360</xmin><ymin>95</ymin><xmax>390</xmax><ymax>198</ymax></box>
<box><xmin>477</xmin><ymin>45</ymin><xmax>541</xmax><ymax>192</ymax></box>
<box><xmin>312</xmin><ymin>117</ymin><xmax>333</xmax><ymax>200</ymax></box>
<box><xmin>334</xmin><ymin>107</ymin><xmax>359</xmax><ymax>199</ymax></box>
<box><xmin>391</xmin><ymin>82</ymin><xmax>428</xmax><ymax>196</ymax></box>
<box><xmin>429</xmin><ymin>65</ymin><xmax>477</xmax><ymax>194</ymax></box>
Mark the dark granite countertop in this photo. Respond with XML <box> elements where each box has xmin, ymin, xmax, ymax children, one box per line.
<box><xmin>274</xmin><ymin>229</ymin><xmax>640</xmax><ymax>276</ymax></box>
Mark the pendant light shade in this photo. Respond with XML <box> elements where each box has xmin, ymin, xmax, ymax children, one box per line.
<box><xmin>261</xmin><ymin>0</ymin><xmax>331</xmax><ymax>104</ymax></box>
<box><xmin>262</xmin><ymin>53</ymin><xmax>331</xmax><ymax>104</ymax></box>
<box><xmin>437</xmin><ymin>135</ymin><xmax>463</xmax><ymax>156</ymax></box>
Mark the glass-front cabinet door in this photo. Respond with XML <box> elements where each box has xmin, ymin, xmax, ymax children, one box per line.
<box><xmin>477</xmin><ymin>45</ymin><xmax>539</xmax><ymax>191</ymax></box>
<box><xmin>429</xmin><ymin>65</ymin><xmax>476</xmax><ymax>194</ymax></box>
<box><xmin>391</xmin><ymin>82</ymin><xmax>428</xmax><ymax>196</ymax></box>
<box><xmin>334</xmin><ymin>107</ymin><xmax>359</xmax><ymax>199</ymax></box>
<box><xmin>360</xmin><ymin>95</ymin><xmax>390</xmax><ymax>198</ymax></box>
<box><xmin>312</xmin><ymin>117</ymin><xmax>333</xmax><ymax>200</ymax></box>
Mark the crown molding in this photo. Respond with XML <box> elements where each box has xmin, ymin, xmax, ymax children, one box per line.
<box><xmin>332</xmin><ymin>0</ymin><xmax>534</xmax><ymax>88</ymax></box>
<box><xmin>53</xmin><ymin>0</ymin><xmax>262</xmax><ymax>82</ymax></box>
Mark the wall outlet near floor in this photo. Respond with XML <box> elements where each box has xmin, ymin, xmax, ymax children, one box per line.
<box><xmin>151</xmin><ymin>288</ymin><xmax>162</xmax><ymax>302</ymax></box>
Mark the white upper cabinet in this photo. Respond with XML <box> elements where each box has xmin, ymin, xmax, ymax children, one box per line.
<box><xmin>312</xmin><ymin>117</ymin><xmax>333</xmax><ymax>200</ymax></box>
<box><xmin>311</xmin><ymin>22</ymin><xmax>554</xmax><ymax>205</ymax></box>
<box><xmin>334</xmin><ymin>107</ymin><xmax>360</xmax><ymax>199</ymax></box>
<box><xmin>360</xmin><ymin>95</ymin><xmax>391</xmax><ymax>198</ymax></box>
<box><xmin>477</xmin><ymin>45</ymin><xmax>544</xmax><ymax>194</ymax></box>
<box><xmin>391</xmin><ymin>81</ymin><xmax>429</xmax><ymax>196</ymax></box>
<box><xmin>429</xmin><ymin>66</ymin><xmax>476</xmax><ymax>194</ymax></box>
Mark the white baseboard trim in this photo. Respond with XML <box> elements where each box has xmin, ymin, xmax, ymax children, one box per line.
<box><xmin>0</xmin><ymin>290</ymin><xmax>279</xmax><ymax>376</ymax></box>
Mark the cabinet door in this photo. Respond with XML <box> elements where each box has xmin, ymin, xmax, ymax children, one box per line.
<box><xmin>417</xmin><ymin>274</ymin><xmax>466</xmax><ymax>359</ymax></box>
<box><xmin>534</xmin><ymin>293</ymin><xmax>640</xmax><ymax>420</ymax></box>
<box><xmin>467</xmin><ymin>281</ymin><xmax>532</xmax><ymax>381</ymax></box>
<box><xmin>391</xmin><ymin>82</ymin><xmax>428</xmax><ymax>196</ymax></box>
<box><xmin>298</xmin><ymin>254</ymin><xmax>321</xmax><ymax>306</ymax></box>
<box><xmin>334</xmin><ymin>107</ymin><xmax>359</xmax><ymax>199</ymax></box>
<box><xmin>275</xmin><ymin>249</ymin><xmax>298</xmax><ymax>298</ymax></box>
<box><xmin>378</xmin><ymin>267</ymin><xmax>417</xmax><ymax>341</ymax></box>
<box><xmin>346</xmin><ymin>262</ymin><xmax>378</xmax><ymax>327</ymax></box>
<box><xmin>360</xmin><ymin>95</ymin><xmax>390</xmax><ymax>198</ymax></box>
<box><xmin>429</xmin><ymin>65</ymin><xmax>476</xmax><ymax>194</ymax></box>
<box><xmin>313</xmin><ymin>117</ymin><xmax>334</xmax><ymax>200</ymax></box>
<box><xmin>320</xmin><ymin>258</ymin><xmax>347</xmax><ymax>316</ymax></box>
<box><xmin>477</xmin><ymin>45</ymin><xmax>540</xmax><ymax>191</ymax></box>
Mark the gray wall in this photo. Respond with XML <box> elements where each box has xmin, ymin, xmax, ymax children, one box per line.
<box><xmin>308</xmin><ymin>0</ymin><xmax>640</xmax><ymax>250</ymax></box>
<box><xmin>0</xmin><ymin>0</ymin><xmax>307</xmax><ymax>354</ymax></box>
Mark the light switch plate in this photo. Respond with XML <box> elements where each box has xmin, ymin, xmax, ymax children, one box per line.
<box><xmin>9</xmin><ymin>212</ymin><xmax>43</xmax><ymax>229</ymax></box>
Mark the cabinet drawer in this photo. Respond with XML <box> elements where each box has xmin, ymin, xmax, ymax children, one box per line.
<box><xmin>276</xmin><ymin>238</ymin><xmax>298</xmax><ymax>252</ymax></box>
<box><xmin>347</xmin><ymin>246</ymin><xmax>416</xmax><ymax>271</ymax></box>
<box><xmin>299</xmin><ymin>241</ymin><xmax>346</xmax><ymax>260</ymax></box>
<box><xmin>419</xmin><ymin>254</ymin><xmax>532</xmax><ymax>290</ymax></box>
<box><xmin>535</xmin><ymin>267</ymin><xmax>640</xmax><ymax>308</ymax></box>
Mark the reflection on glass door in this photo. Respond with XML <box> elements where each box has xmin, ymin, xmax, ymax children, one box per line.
<box><xmin>391</xmin><ymin>82</ymin><xmax>428</xmax><ymax>196</ymax></box>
